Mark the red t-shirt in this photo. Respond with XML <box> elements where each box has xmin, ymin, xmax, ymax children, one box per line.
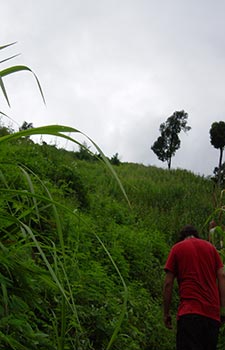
<box><xmin>165</xmin><ymin>237</ymin><xmax>224</xmax><ymax>321</ymax></box>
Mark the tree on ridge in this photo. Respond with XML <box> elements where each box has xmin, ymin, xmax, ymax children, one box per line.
<box><xmin>151</xmin><ymin>110</ymin><xmax>191</xmax><ymax>169</ymax></box>
<box><xmin>209</xmin><ymin>121</ymin><xmax>225</xmax><ymax>185</ymax></box>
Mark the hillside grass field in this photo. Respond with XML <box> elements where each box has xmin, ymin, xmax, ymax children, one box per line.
<box><xmin>0</xmin><ymin>137</ymin><xmax>224</xmax><ymax>349</ymax></box>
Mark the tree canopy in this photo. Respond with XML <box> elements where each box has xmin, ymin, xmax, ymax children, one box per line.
<box><xmin>151</xmin><ymin>110</ymin><xmax>191</xmax><ymax>169</ymax></box>
<box><xmin>19</xmin><ymin>121</ymin><xmax>34</xmax><ymax>131</ymax></box>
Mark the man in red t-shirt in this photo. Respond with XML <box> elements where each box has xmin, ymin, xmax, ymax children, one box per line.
<box><xmin>163</xmin><ymin>225</ymin><xmax>225</xmax><ymax>350</ymax></box>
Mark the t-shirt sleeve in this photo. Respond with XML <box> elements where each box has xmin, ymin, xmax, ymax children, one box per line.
<box><xmin>164</xmin><ymin>247</ymin><xmax>177</xmax><ymax>275</ymax></box>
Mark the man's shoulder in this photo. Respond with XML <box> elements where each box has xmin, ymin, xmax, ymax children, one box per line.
<box><xmin>194</xmin><ymin>238</ymin><xmax>215</xmax><ymax>249</ymax></box>
<box><xmin>172</xmin><ymin>238</ymin><xmax>214</xmax><ymax>250</ymax></box>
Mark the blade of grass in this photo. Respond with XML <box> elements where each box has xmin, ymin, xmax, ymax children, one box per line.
<box><xmin>0</xmin><ymin>75</ymin><xmax>10</xmax><ymax>106</ymax></box>
<box><xmin>19</xmin><ymin>164</ymin><xmax>65</xmax><ymax>257</ymax></box>
<box><xmin>20</xmin><ymin>224</ymin><xmax>82</xmax><ymax>333</ymax></box>
<box><xmin>0</xmin><ymin>42</ymin><xmax>17</xmax><ymax>51</ymax></box>
<box><xmin>0</xmin><ymin>54</ymin><xmax>20</xmax><ymax>64</ymax></box>
<box><xmin>0</xmin><ymin>65</ymin><xmax>45</xmax><ymax>104</ymax></box>
<box><xmin>19</xmin><ymin>166</ymin><xmax>40</xmax><ymax>223</ymax></box>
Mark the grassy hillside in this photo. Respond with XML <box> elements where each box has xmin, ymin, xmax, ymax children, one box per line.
<box><xmin>0</xmin><ymin>138</ymin><xmax>224</xmax><ymax>349</ymax></box>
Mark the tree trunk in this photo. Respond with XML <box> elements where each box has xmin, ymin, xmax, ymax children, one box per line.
<box><xmin>218</xmin><ymin>147</ymin><xmax>224</xmax><ymax>185</ymax></box>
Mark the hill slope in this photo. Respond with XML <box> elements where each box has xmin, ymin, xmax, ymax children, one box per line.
<box><xmin>0</xmin><ymin>139</ymin><xmax>223</xmax><ymax>350</ymax></box>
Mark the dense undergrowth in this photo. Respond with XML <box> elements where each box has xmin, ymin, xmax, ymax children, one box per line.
<box><xmin>0</xmin><ymin>138</ymin><xmax>224</xmax><ymax>349</ymax></box>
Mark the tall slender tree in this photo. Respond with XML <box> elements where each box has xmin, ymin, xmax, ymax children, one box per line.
<box><xmin>209</xmin><ymin>121</ymin><xmax>225</xmax><ymax>184</ymax></box>
<box><xmin>151</xmin><ymin>110</ymin><xmax>191</xmax><ymax>169</ymax></box>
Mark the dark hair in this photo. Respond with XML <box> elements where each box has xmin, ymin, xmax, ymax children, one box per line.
<box><xmin>179</xmin><ymin>225</ymin><xmax>199</xmax><ymax>241</ymax></box>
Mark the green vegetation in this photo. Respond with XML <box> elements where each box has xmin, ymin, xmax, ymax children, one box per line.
<box><xmin>1</xmin><ymin>41</ymin><xmax>225</xmax><ymax>349</ymax></box>
<box><xmin>0</xmin><ymin>136</ymin><xmax>224</xmax><ymax>349</ymax></box>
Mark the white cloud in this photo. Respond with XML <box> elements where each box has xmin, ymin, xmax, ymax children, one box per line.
<box><xmin>1</xmin><ymin>0</ymin><xmax>225</xmax><ymax>176</ymax></box>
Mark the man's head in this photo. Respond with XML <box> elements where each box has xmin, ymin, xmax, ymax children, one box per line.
<box><xmin>179</xmin><ymin>225</ymin><xmax>199</xmax><ymax>241</ymax></box>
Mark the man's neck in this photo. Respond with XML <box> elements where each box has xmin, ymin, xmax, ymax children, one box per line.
<box><xmin>185</xmin><ymin>235</ymin><xmax>195</xmax><ymax>240</ymax></box>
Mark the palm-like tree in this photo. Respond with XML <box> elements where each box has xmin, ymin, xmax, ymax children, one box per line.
<box><xmin>210</xmin><ymin>121</ymin><xmax>225</xmax><ymax>185</ymax></box>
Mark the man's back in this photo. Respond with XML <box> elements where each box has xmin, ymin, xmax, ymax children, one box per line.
<box><xmin>165</xmin><ymin>237</ymin><xmax>222</xmax><ymax>321</ymax></box>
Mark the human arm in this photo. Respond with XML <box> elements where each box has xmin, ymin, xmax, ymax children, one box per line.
<box><xmin>163</xmin><ymin>270</ymin><xmax>175</xmax><ymax>329</ymax></box>
<box><xmin>217</xmin><ymin>266</ymin><xmax>225</xmax><ymax>322</ymax></box>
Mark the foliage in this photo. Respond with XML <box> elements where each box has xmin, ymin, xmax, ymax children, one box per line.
<box><xmin>0</xmin><ymin>124</ymin><xmax>13</xmax><ymax>136</ymax></box>
<box><xmin>0</xmin><ymin>139</ymin><xmax>220</xmax><ymax>349</ymax></box>
<box><xmin>110</xmin><ymin>153</ymin><xmax>121</xmax><ymax>166</ymax></box>
<box><xmin>151</xmin><ymin>110</ymin><xmax>191</xmax><ymax>169</ymax></box>
<box><xmin>19</xmin><ymin>121</ymin><xmax>34</xmax><ymax>131</ymax></box>
<box><xmin>210</xmin><ymin>121</ymin><xmax>225</xmax><ymax>185</ymax></box>
<box><xmin>74</xmin><ymin>142</ymin><xmax>96</xmax><ymax>161</ymax></box>
<box><xmin>0</xmin><ymin>242</ymin><xmax>55</xmax><ymax>349</ymax></box>
<box><xmin>212</xmin><ymin>162</ymin><xmax>225</xmax><ymax>188</ymax></box>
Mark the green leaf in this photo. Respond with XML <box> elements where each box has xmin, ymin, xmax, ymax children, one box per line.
<box><xmin>0</xmin><ymin>330</ymin><xmax>28</xmax><ymax>350</ymax></box>
<box><xmin>0</xmin><ymin>54</ymin><xmax>20</xmax><ymax>65</ymax></box>
<box><xmin>0</xmin><ymin>42</ymin><xmax>17</xmax><ymax>51</ymax></box>
<box><xmin>0</xmin><ymin>75</ymin><xmax>10</xmax><ymax>106</ymax></box>
<box><xmin>0</xmin><ymin>65</ymin><xmax>45</xmax><ymax>105</ymax></box>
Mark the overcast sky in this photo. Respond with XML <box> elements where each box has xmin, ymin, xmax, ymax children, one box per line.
<box><xmin>1</xmin><ymin>0</ymin><xmax>225</xmax><ymax>176</ymax></box>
